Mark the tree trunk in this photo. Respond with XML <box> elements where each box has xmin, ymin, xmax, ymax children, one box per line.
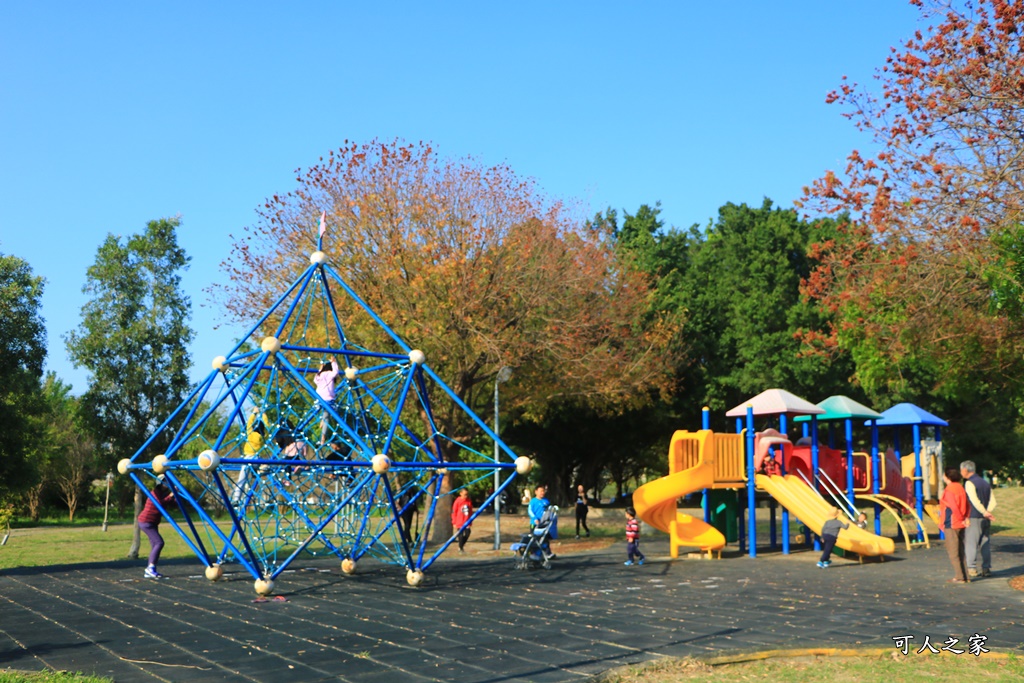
<box><xmin>127</xmin><ymin>487</ymin><xmax>143</xmax><ymax>559</ymax></box>
<box><xmin>25</xmin><ymin>483</ymin><xmax>43</xmax><ymax>522</ymax></box>
<box><xmin>428</xmin><ymin>471</ymin><xmax>453</xmax><ymax>544</ymax></box>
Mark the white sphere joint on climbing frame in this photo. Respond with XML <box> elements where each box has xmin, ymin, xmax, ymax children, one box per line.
<box><xmin>197</xmin><ymin>449</ymin><xmax>220</xmax><ymax>471</ymax></box>
<box><xmin>254</xmin><ymin>578</ymin><xmax>274</xmax><ymax>596</ymax></box>
<box><xmin>341</xmin><ymin>558</ymin><xmax>356</xmax><ymax>574</ymax></box>
<box><xmin>117</xmin><ymin>458</ymin><xmax>131</xmax><ymax>475</ymax></box>
<box><xmin>406</xmin><ymin>569</ymin><xmax>424</xmax><ymax>587</ymax></box>
<box><xmin>409</xmin><ymin>349</ymin><xmax>426</xmax><ymax>365</ymax></box>
<box><xmin>205</xmin><ymin>564</ymin><xmax>223</xmax><ymax>581</ymax></box>
<box><xmin>310</xmin><ymin>250</ymin><xmax>327</xmax><ymax>265</ymax></box>
<box><xmin>515</xmin><ymin>456</ymin><xmax>533</xmax><ymax>475</ymax></box>
<box><xmin>344</xmin><ymin>366</ymin><xmax>358</xmax><ymax>381</ymax></box>
<box><xmin>371</xmin><ymin>454</ymin><xmax>391</xmax><ymax>474</ymax></box>
<box><xmin>261</xmin><ymin>336</ymin><xmax>281</xmax><ymax>354</ymax></box>
<box><xmin>152</xmin><ymin>455</ymin><xmax>169</xmax><ymax>474</ymax></box>
<box><xmin>212</xmin><ymin>355</ymin><xmax>227</xmax><ymax>371</ymax></box>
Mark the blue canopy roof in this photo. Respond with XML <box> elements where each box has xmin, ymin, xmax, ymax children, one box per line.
<box><xmin>873</xmin><ymin>403</ymin><xmax>948</xmax><ymax>427</ymax></box>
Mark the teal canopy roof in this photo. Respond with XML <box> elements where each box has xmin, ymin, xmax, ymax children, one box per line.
<box><xmin>873</xmin><ymin>403</ymin><xmax>948</xmax><ymax>427</ymax></box>
<box><xmin>793</xmin><ymin>395</ymin><xmax>882</xmax><ymax>423</ymax></box>
<box><xmin>725</xmin><ymin>388</ymin><xmax>825</xmax><ymax>418</ymax></box>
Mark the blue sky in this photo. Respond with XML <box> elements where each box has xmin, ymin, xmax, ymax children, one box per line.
<box><xmin>0</xmin><ymin>2</ymin><xmax>922</xmax><ymax>394</ymax></box>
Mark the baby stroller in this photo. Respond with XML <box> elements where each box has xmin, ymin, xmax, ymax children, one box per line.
<box><xmin>511</xmin><ymin>506</ymin><xmax>558</xmax><ymax>570</ymax></box>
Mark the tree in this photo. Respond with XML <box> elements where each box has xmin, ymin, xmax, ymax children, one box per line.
<box><xmin>30</xmin><ymin>374</ymin><xmax>96</xmax><ymax>522</ymax></box>
<box><xmin>506</xmin><ymin>403</ymin><xmax>665</xmax><ymax>506</ymax></box>
<box><xmin>66</xmin><ymin>218</ymin><xmax>193</xmax><ymax>555</ymax></box>
<box><xmin>23</xmin><ymin>373</ymin><xmax>73</xmax><ymax>521</ymax></box>
<box><xmin>215</xmin><ymin>140</ymin><xmax>679</xmax><ymax>540</ymax></box>
<box><xmin>677</xmin><ymin>201</ymin><xmax>859</xmax><ymax>422</ymax></box>
<box><xmin>800</xmin><ymin>0</ymin><xmax>1024</xmax><ymax>398</ymax></box>
<box><xmin>799</xmin><ymin>0</ymin><xmax>1024</xmax><ymax>471</ymax></box>
<box><xmin>0</xmin><ymin>253</ymin><xmax>47</xmax><ymax>499</ymax></box>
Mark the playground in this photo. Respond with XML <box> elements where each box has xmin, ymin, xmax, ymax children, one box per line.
<box><xmin>633</xmin><ymin>389</ymin><xmax>954</xmax><ymax>565</ymax></box>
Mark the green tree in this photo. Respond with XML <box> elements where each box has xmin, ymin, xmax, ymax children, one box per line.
<box><xmin>23</xmin><ymin>373</ymin><xmax>73</xmax><ymax>520</ymax></box>
<box><xmin>506</xmin><ymin>403</ymin><xmax>665</xmax><ymax>507</ymax></box>
<box><xmin>35</xmin><ymin>374</ymin><xmax>96</xmax><ymax>521</ymax></box>
<box><xmin>0</xmin><ymin>253</ymin><xmax>47</xmax><ymax>499</ymax></box>
<box><xmin>675</xmin><ymin>200</ymin><xmax>858</xmax><ymax>426</ymax></box>
<box><xmin>66</xmin><ymin>218</ymin><xmax>193</xmax><ymax>555</ymax></box>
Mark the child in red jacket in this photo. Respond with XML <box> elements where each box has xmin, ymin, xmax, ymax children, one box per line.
<box><xmin>451</xmin><ymin>489</ymin><xmax>474</xmax><ymax>553</ymax></box>
<box><xmin>624</xmin><ymin>507</ymin><xmax>645</xmax><ymax>566</ymax></box>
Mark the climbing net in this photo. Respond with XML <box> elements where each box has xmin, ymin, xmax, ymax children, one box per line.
<box><xmin>120</xmin><ymin>242</ymin><xmax>527</xmax><ymax>590</ymax></box>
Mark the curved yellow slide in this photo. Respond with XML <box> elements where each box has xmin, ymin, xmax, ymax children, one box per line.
<box><xmin>633</xmin><ymin>460</ymin><xmax>726</xmax><ymax>557</ymax></box>
<box><xmin>755</xmin><ymin>473</ymin><xmax>895</xmax><ymax>556</ymax></box>
<box><xmin>923</xmin><ymin>500</ymin><xmax>942</xmax><ymax>529</ymax></box>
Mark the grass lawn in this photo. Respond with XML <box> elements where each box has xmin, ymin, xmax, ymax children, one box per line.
<box><xmin>0</xmin><ymin>672</ymin><xmax>111</xmax><ymax>683</ymax></box>
<box><xmin>605</xmin><ymin>651</ymin><xmax>1023</xmax><ymax>682</ymax></box>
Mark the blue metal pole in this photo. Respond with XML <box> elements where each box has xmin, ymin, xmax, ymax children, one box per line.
<box><xmin>845</xmin><ymin>418</ymin><xmax>856</xmax><ymax>507</ymax></box>
<box><xmin>778</xmin><ymin>413</ymin><xmax>790</xmax><ymax>552</ymax></box>
<box><xmin>811</xmin><ymin>416</ymin><xmax>820</xmax><ymax>552</ymax></box>
<box><xmin>702</xmin><ymin>406</ymin><xmax>711</xmax><ymax>524</ymax></box>
<box><xmin>913</xmin><ymin>423</ymin><xmax>924</xmax><ymax>541</ymax></box>
<box><xmin>871</xmin><ymin>420</ymin><xmax>881</xmax><ymax>535</ymax></box>
<box><xmin>746</xmin><ymin>406</ymin><xmax>756</xmax><ymax>558</ymax></box>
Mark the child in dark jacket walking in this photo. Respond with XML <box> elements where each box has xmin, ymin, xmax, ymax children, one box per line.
<box><xmin>624</xmin><ymin>506</ymin><xmax>645</xmax><ymax>566</ymax></box>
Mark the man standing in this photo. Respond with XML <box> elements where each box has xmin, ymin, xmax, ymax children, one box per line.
<box><xmin>960</xmin><ymin>460</ymin><xmax>996</xmax><ymax>578</ymax></box>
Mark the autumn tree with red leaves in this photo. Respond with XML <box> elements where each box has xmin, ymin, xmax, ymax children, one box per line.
<box><xmin>801</xmin><ymin>0</ymin><xmax>1024</xmax><ymax>405</ymax></box>
<box><xmin>214</xmin><ymin>140</ymin><xmax>678</xmax><ymax>538</ymax></box>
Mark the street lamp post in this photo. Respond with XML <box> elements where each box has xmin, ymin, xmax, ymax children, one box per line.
<box><xmin>493</xmin><ymin>366</ymin><xmax>513</xmax><ymax>550</ymax></box>
<box><xmin>102</xmin><ymin>471</ymin><xmax>114</xmax><ymax>532</ymax></box>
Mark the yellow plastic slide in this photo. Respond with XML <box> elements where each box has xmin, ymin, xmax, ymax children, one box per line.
<box><xmin>923</xmin><ymin>500</ymin><xmax>942</xmax><ymax>529</ymax></box>
<box><xmin>633</xmin><ymin>459</ymin><xmax>726</xmax><ymax>558</ymax></box>
<box><xmin>755</xmin><ymin>473</ymin><xmax>895</xmax><ymax>556</ymax></box>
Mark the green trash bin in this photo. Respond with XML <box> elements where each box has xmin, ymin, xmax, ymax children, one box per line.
<box><xmin>705</xmin><ymin>488</ymin><xmax>739</xmax><ymax>543</ymax></box>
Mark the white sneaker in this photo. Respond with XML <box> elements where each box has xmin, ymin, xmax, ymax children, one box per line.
<box><xmin>144</xmin><ymin>566</ymin><xmax>164</xmax><ymax>579</ymax></box>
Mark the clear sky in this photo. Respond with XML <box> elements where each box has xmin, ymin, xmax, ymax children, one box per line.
<box><xmin>0</xmin><ymin>1</ymin><xmax>922</xmax><ymax>395</ymax></box>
